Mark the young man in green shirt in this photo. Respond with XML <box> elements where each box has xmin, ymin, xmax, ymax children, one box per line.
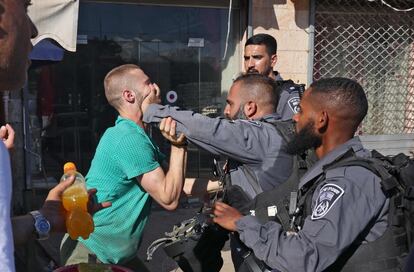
<box><xmin>61</xmin><ymin>64</ymin><xmax>187</xmax><ymax>270</ymax></box>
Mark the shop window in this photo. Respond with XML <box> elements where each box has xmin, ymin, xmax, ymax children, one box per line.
<box><xmin>27</xmin><ymin>1</ymin><xmax>242</xmax><ymax>185</ymax></box>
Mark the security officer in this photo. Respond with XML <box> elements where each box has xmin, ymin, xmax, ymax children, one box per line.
<box><xmin>244</xmin><ymin>33</ymin><xmax>301</xmax><ymax>120</ymax></box>
<box><xmin>143</xmin><ymin>73</ymin><xmax>293</xmax><ymax>199</ymax></box>
<box><xmin>213</xmin><ymin>77</ymin><xmax>390</xmax><ymax>271</ymax></box>
<box><xmin>143</xmin><ymin>73</ymin><xmax>295</xmax><ymax>272</ymax></box>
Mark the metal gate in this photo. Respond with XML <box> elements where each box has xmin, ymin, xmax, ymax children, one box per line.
<box><xmin>313</xmin><ymin>0</ymin><xmax>414</xmax><ymax>135</ymax></box>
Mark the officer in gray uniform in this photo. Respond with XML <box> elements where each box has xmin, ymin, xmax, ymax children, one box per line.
<box><xmin>143</xmin><ymin>73</ymin><xmax>293</xmax><ymax>199</ymax></box>
<box><xmin>213</xmin><ymin>77</ymin><xmax>390</xmax><ymax>271</ymax></box>
<box><xmin>244</xmin><ymin>33</ymin><xmax>301</xmax><ymax>121</ymax></box>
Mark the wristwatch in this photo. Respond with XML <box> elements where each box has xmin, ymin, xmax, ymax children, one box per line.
<box><xmin>29</xmin><ymin>210</ymin><xmax>51</xmax><ymax>240</ymax></box>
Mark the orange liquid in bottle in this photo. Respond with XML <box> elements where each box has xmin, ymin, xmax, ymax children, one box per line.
<box><xmin>61</xmin><ymin>162</ymin><xmax>94</xmax><ymax>240</ymax></box>
<box><xmin>62</xmin><ymin>183</ymin><xmax>89</xmax><ymax>211</ymax></box>
<box><xmin>66</xmin><ymin>209</ymin><xmax>94</xmax><ymax>240</ymax></box>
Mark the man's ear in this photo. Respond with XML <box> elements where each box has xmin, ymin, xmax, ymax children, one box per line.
<box><xmin>270</xmin><ymin>54</ymin><xmax>277</xmax><ymax>68</ymax></box>
<box><xmin>122</xmin><ymin>89</ymin><xmax>136</xmax><ymax>103</ymax></box>
<box><xmin>244</xmin><ymin>101</ymin><xmax>258</xmax><ymax>119</ymax></box>
<box><xmin>316</xmin><ymin>110</ymin><xmax>328</xmax><ymax>132</ymax></box>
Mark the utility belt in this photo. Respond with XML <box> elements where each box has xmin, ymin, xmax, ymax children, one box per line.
<box><xmin>230</xmin><ymin>232</ymin><xmax>273</xmax><ymax>272</ymax></box>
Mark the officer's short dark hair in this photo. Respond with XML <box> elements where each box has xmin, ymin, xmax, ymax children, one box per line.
<box><xmin>245</xmin><ymin>34</ymin><xmax>277</xmax><ymax>56</ymax></box>
<box><xmin>310</xmin><ymin>77</ymin><xmax>368</xmax><ymax>128</ymax></box>
<box><xmin>234</xmin><ymin>73</ymin><xmax>279</xmax><ymax>111</ymax></box>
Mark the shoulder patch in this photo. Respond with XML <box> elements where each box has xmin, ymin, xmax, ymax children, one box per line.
<box><xmin>311</xmin><ymin>183</ymin><xmax>344</xmax><ymax>220</ymax></box>
<box><xmin>288</xmin><ymin>97</ymin><xmax>301</xmax><ymax>114</ymax></box>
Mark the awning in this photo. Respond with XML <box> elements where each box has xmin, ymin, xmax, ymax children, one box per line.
<box><xmin>28</xmin><ymin>0</ymin><xmax>80</xmax><ymax>52</ymax></box>
<box><xmin>29</xmin><ymin>39</ymin><xmax>64</xmax><ymax>61</ymax></box>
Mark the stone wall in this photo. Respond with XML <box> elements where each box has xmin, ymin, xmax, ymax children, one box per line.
<box><xmin>248</xmin><ymin>0</ymin><xmax>311</xmax><ymax>85</ymax></box>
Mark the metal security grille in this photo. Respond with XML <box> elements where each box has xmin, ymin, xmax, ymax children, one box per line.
<box><xmin>313</xmin><ymin>0</ymin><xmax>414</xmax><ymax>135</ymax></box>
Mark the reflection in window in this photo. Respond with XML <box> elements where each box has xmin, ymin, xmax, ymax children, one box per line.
<box><xmin>27</xmin><ymin>2</ymin><xmax>241</xmax><ymax>183</ymax></box>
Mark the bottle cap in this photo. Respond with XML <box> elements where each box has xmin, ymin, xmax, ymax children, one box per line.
<box><xmin>63</xmin><ymin>162</ymin><xmax>77</xmax><ymax>173</ymax></box>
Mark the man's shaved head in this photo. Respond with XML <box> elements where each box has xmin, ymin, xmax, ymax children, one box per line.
<box><xmin>289</xmin><ymin>77</ymin><xmax>367</xmax><ymax>156</ymax></box>
<box><xmin>309</xmin><ymin>77</ymin><xmax>368</xmax><ymax>131</ymax></box>
<box><xmin>233</xmin><ymin>73</ymin><xmax>279</xmax><ymax>111</ymax></box>
<box><xmin>104</xmin><ymin>64</ymin><xmax>149</xmax><ymax>110</ymax></box>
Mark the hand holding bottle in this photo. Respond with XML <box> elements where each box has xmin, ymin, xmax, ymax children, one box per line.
<box><xmin>61</xmin><ymin>162</ymin><xmax>94</xmax><ymax>239</ymax></box>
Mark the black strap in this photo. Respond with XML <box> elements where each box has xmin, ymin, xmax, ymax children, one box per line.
<box><xmin>263</xmin><ymin>119</ymin><xmax>296</xmax><ymax>144</ymax></box>
<box><xmin>299</xmin><ymin>148</ymin><xmax>391</xmax><ymax>216</ymax></box>
<box><xmin>294</xmin><ymin>149</ymin><xmax>357</xmax><ymax>228</ymax></box>
<box><xmin>240</xmin><ymin>164</ymin><xmax>262</xmax><ymax>195</ymax></box>
<box><xmin>406</xmin><ymin>186</ymin><xmax>414</xmax><ymax>199</ymax></box>
<box><xmin>277</xmin><ymin>204</ymin><xmax>293</xmax><ymax>231</ymax></box>
<box><xmin>332</xmin><ymin>255</ymin><xmax>402</xmax><ymax>272</ymax></box>
<box><xmin>275</xmin><ymin>80</ymin><xmax>305</xmax><ymax>96</ymax></box>
<box><xmin>323</xmin><ymin>154</ymin><xmax>401</xmax><ymax>194</ymax></box>
<box><xmin>212</xmin><ymin>159</ymin><xmax>230</xmax><ymax>202</ymax></box>
<box><xmin>244</xmin><ymin>253</ymin><xmax>266</xmax><ymax>272</ymax></box>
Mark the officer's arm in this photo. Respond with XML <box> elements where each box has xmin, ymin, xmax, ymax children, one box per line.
<box><xmin>143</xmin><ymin>104</ymin><xmax>268</xmax><ymax>163</ymax></box>
<box><xmin>235</xmin><ymin>172</ymin><xmax>387</xmax><ymax>272</ymax></box>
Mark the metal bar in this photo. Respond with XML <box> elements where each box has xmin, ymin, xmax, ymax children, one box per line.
<box><xmin>307</xmin><ymin>0</ymin><xmax>316</xmax><ymax>86</ymax></box>
<box><xmin>22</xmin><ymin>83</ymin><xmax>31</xmax><ymax>190</ymax></box>
<box><xmin>247</xmin><ymin>0</ymin><xmax>253</xmax><ymax>38</ymax></box>
<box><xmin>82</xmin><ymin>0</ymin><xmax>242</xmax><ymax>9</ymax></box>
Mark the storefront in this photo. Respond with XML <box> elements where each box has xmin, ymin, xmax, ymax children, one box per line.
<box><xmin>25</xmin><ymin>0</ymin><xmax>245</xmax><ymax>189</ymax></box>
<box><xmin>21</xmin><ymin>0</ymin><xmax>414</xmax><ymax>195</ymax></box>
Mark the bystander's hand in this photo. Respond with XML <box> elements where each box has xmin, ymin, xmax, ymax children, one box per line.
<box><xmin>141</xmin><ymin>82</ymin><xmax>161</xmax><ymax>114</ymax></box>
<box><xmin>159</xmin><ymin>117</ymin><xmax>186</xmax><ymax>147</ymax></box>
<box><xmin>213</xmin><ymin>201</ymin><xmax>243</xmax><ymax>232</ymax></box>
<box><xmin>0</xmin><ymin>124</ymin><xmax>15</xmax><ymax>150</ymax></box>
<box><xmin>40</xmin><ymin>175</ymin><xmax>112</xmax><ymax>232</ymax></box>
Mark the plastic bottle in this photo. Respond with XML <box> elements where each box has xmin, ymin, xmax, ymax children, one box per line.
<box><xmin>61</xmin><ymin>162</ymin><xmax>94</xmax><ymax>239</ymax></box>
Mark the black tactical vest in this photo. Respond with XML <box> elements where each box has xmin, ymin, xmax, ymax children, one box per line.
<box><xmin>293</xmin><ymin>150</ymin><xmax>412</xmax><ymax>272</ymax></box>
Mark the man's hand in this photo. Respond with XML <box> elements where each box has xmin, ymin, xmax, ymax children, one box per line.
<box><xmin>141</xmin><ymin>83</ymin><xmax>161</xmax><ymax>114</ymax></box>
<box><xmin>213</xmin><ymin>201</ymin><xmax>243</xmax><ymax>232</ymax></box>
<box><xmin>160</xmin><ymin>117</ymin><xmax>186</xmax><ymax>146</ymax></box>
<box><xmin>86</xmin><ymin>188</ymin><xmax>112</xmax><ymax>215</ymax></box>
<box><xmin>39</xmin><ymin>176</ymin><xmax>111</xmax><ymax>232</ymax></box>
<box><xmin>0</xmin><ymin>124</ymin><xmax>15</xmax><ymax>150</ymax></box>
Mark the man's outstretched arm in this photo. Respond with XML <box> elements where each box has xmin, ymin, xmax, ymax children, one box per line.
<box><xmin>138</xmin><ymin>118</ymin><xmax>187</xmax><ymax>210</ymax></box>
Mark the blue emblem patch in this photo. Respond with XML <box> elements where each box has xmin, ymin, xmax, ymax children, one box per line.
<box><xmin>288</xmin><ymin>97</ymin><xmax>301</xmax><ymax>114</ymax></box>
<box><xmin>311</xmin><ymin>183</ymin><xmax>344</xmax><ymax>220</ymax></box>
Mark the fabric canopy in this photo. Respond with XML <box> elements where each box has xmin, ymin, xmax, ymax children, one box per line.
<box><xmin>29</xmin><ymin>39</ymin><xmax>64</xmax><ymax>61</ymax></box>
<box><xmin>28</xmin><ymin>0</ymin><xmax>80</xmax><ymax>52</ymax></box>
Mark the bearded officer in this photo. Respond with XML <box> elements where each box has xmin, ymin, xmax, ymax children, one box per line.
<box><xmin>143</xmin><ymin>73</ymin><xmax>293</xmax><ymax>199</ymax></box>
<box><xmin>213</xmin><ymin>77</ymin><xmax>391</xmax><ymax>271</ymax></box>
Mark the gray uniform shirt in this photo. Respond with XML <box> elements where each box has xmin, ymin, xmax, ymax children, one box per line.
<box><xmin>143</xmin><ymin>104</ymin><xmax>293</xmax><ymax>198</ymax></box>
<box><xmin>273</xmin><ymin>71</ymin><xmax>301</xmax><ymax>121</ymax></box>
<box><xmin>236</xmin><ymin>137</ymin><xmax>389</xmax><ymax>272</ymax></box>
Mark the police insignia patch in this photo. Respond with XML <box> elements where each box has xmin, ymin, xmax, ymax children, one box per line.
<box><xmin>311</xmin><ymin>183</ymin><xmax>344</xmax><ymax>220</ymax></box>
<box><xmin>288</xmin><ymin>97</ymin><xmax>301</xmax><ymax>114</ymax></box>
